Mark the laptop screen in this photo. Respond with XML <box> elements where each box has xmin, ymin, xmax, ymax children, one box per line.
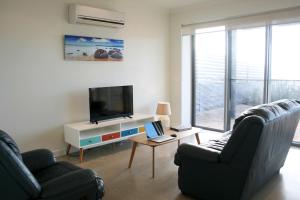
<box><xmin>145</xmin><ymin>121</ymin><xmax>164</xmax><ymax>139</ymax></box>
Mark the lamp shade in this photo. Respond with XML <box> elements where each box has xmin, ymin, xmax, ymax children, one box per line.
<box><xmin>156</xmin><ymin>102</ymin><xmax>171</xmax><ymax>115</ymax></box>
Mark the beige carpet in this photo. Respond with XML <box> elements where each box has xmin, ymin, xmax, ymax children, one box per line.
<box><xmin>59</xmin><ymin>134</ymin><xmax>300</xmax><ymax>200</ymax></box>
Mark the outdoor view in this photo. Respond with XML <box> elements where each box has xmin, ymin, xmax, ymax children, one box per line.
<box><xmin>271</xmin><ymin>23</ymin><xmax>300</xmax><ymax>143</ymax></box>
<box><xmin>194</xmin><ymin>28</ymin><xmax>225</xmax><ymax>131</ymax></box>
<box><xmin>230</xmin><ymin>27</ymin><xmax>265</xmax><ymax>126</ymax></box>
<box><xmin>193</xmin><ymin>23</ymin><xmax>300</xmax><ymax>143</ymax></box>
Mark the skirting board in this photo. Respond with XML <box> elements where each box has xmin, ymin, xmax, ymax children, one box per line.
<box><xmin>52</xmin><ymin>148</ymin><xmax>67</xmax><ymax>157</ymax></box>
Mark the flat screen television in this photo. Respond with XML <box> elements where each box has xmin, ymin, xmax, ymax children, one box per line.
<box><xmin>89</xmin><ymin>85</ymin><xmax>133</xmax><ymax>123</ymax></box>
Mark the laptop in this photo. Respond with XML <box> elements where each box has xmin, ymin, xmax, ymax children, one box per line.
<box><xmin>145</xmin><ymin>121</ymin><xmax>174</xmax><ymax>143</ymax></box>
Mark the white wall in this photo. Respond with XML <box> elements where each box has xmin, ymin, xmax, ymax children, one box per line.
<box><xmin>0</xmin><ymin>0</ymin><xmax>170</xmax><ymax>154</ymax></box>
<box><xmin>170</xmin><ymin>0</ymin><xmax>300</xmax><ymax>125</ymax></box>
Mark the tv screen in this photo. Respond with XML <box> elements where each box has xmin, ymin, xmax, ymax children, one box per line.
<box><xmin>89</xmin><ymin>85</ymin><xmax>133</xmax><ymax>123</ymax></box>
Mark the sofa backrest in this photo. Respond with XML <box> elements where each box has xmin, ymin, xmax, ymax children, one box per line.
<box><xmin>0</xmin><ymin>130</ymin><xmax>22</xmax><ymax>160</ymax></box>
<box><xmin>242</xmin><ymin>100</ymin><xmax>300</xmax><ymax>200</ymax></box>
<box><xmin>220</xmin><ymin>115</ymin><xmax>265</xmax><ymax>167</ymax></box>
<box><xmin>221</xmin><ymin>99</ymin><xmax>300</xmax><ymax>200</ymax></box>
<box><xmin>0</xmin><ymin>130</ymin><xmax>41</xmax><ymax>199</ymax></box>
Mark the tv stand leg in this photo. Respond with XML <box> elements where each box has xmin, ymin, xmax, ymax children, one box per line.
<box><xmin>66</xmin><ymin>144</ymin><xmax>71</xmax><ymax>155</ymax></box>
<box><xmin>80</xmin><ymin>148</ymin><xmax>84</xmax><ymax>162</ymax></box>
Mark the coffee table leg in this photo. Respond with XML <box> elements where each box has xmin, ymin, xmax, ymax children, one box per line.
<box><xmin>195</xmin><ymin>133</ymin><xmax>200</xmax><ymax>144</ymax></box>
<box><xmin>152</xmin><ymin>147</ymin><xmax>155</xmax><ymax>179</ymax></box>
<box><xmin>128</xmin><ymin>142</ymin><xmax>137</xmax><ymax>168</ymax></box>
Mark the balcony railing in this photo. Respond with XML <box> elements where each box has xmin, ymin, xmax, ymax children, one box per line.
<box><xmin>194</xmin><ymin>79</ymin><xmax>300</xmax><ymax>142</ymax></box>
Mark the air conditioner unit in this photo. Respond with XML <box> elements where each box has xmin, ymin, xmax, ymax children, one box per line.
<box><xmin>69</xmin><ymin>4</ymin><xmax>125</xmax><ymax>28</ymax></box>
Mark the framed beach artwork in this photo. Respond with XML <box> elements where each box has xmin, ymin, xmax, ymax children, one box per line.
<box><xmin>64</xmin><ymin>35</ymin><xmax>124</xmax><ymax>61</ymax></box>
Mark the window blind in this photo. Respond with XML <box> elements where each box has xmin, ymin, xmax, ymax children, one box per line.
<box><xmin>181</xmin><ymin>6</ymin><xmax>300</xmax><ymax>35</ymax></box>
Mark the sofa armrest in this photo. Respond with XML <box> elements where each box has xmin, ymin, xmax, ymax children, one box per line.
<box><xmin>40</xmin><ymin>169</ymin><xmax>104</xmax><ymax>199</ymax></box>
<box><xmin>174</xmin><ymin>144</ymin><xmax>220</xmax><ymax>166</ymax></box>
<box><xmin>22</xmin><ymin>149</ymin><xmax>56</xmax><ymax>173</ymax></box>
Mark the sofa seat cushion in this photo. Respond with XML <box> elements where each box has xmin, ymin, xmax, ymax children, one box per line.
<box><xmin>201</xmin><ymin>132</ymin><xmax>231</xmax><ymax>151</ymax></box>
<box><xmin>34</xmin><ymin>161</ymin><xmax>80</xmax><ymax>184</ymax></box>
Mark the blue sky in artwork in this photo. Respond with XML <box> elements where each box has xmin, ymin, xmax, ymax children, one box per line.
<box><xmin>64</xmin><ymin>35</ymin><xmax>124</xmax><ymax>48</ymax></box>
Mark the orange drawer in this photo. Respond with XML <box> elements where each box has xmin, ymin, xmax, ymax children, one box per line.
<box><xmin>102</xmin><ymin>132</ymin><xmax>120</xmax><ymax>142</ymax></box>
<box><xmin>139</xmin><ymin>126</ymin><xmax>145</xmax><ymax>133</ymax></box>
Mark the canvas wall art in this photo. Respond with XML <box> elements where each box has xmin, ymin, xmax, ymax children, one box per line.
<box><xmin>64</xmin><ymin>35</ymin><xmax>124</xmax><ymax>61</ymax></box>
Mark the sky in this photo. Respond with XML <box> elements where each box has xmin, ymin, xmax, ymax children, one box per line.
<box><xmin>64</xmin><ymin>35</ymin><xmax>124</xmax><ymax>48</ymax></box>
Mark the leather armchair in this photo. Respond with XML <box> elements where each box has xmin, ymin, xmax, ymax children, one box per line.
<box><xmin>175</xmin><ymin>99</ymin><xmax>300</xmax><ymax>200</ymax></box>
<box><xmin>0</xmin><ymin>130</ymin><xmax>104</xmax><ymax>200</ymax></box>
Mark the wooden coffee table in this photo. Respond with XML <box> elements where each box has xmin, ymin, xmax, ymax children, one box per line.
<box><xmin>127</xmin><ymin>127</ymin><xmax>201</xmax><ymax>178</ymax></box>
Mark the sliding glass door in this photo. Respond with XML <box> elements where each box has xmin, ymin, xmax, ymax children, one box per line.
<box><xmin>192</xmin><ymin>23</ymin><xmax>300</xmax><ymax>142</ymax></box>
<box><xmin>193</xmin><ymin>28</ymin><xmax>226</xmax><ymax>131</ymax></box>
<box><xmin>230</xmin><ymin>27</ymin><xmax>266</xmax><ymax>127</ymax></box>
<box><xmin>270</xmin><ymin>23</ymin><xmax>300</xmax><ymax>144</ymax></box>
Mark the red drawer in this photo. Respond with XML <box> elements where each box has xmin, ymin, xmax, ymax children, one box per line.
<box><xmin>102</xmin><ymin>132</ymin><xmax>120</xmax><ymax>142</ymax></box>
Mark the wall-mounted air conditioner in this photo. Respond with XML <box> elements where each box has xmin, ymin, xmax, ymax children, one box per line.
<box><xmin>68</xmin><ymin>4</ymin><xmax>125</xmax><ymax>28</ymax></box>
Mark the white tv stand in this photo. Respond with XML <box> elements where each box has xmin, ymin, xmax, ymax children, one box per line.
<box><xmin>64</xmin><ymin>114</ymin><xmax>154</xmax><ymax>162</ymax></box>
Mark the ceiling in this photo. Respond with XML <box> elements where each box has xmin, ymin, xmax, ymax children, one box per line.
<box><xmin>146</xmin><ymin>0</ymin><xmax>209</xmax><ymax>9</ymax></box>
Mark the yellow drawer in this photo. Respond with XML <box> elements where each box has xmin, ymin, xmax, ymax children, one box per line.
<box><xmin>139</xmin><ymin>126</ymin><xmax>145</xmax><ymax>133</ymax></box>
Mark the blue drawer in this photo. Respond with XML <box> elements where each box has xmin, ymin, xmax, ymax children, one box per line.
<box><xmin>80</xmin><ymin>136</ymin><xmax>101</xmax><ymax>147</ymax></box>
<box><xmin>121</xmin><ymin>128</ymin><xmax>138</xmax><ymax>137</ymax></box>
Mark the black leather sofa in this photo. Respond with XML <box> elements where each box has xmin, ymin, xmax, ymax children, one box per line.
<box><xmin>175</xmin><ymin>99</ymin><xmax>300</xmax><ymax>200</ymax></box>
<box><xmin>0</xmin><ymin>130</ymin><xmax>104</xmax><ymax>200</ymax></box>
